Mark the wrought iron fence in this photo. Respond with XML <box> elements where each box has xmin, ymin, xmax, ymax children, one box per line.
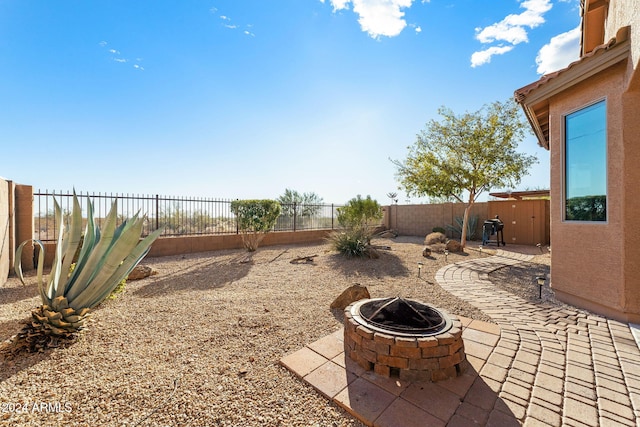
<box><xmin>33</xmin><ymin>190</ymin><xmax>342</xmax><ymax>242</ymax></box>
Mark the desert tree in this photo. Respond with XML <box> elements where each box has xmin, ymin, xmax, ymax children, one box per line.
<box><xmin>277</xmin><ymin>188</ymin><xmax>324</xmax><ymax>217</ymax></box>
<box><xmin>391</xmin><ymin>99</ymin><xmax>537</xmax><ymax>247</ymax></box>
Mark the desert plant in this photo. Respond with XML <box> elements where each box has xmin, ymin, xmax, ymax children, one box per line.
<box><xmin>432</xmin><ymin>226</ymin><xmax>446</xmax><ymax>234</ymax></box>
<box><xmin>337</xmin><ymin>195</ymin><xmax>383</xmax><ymax>231</ymax></box>
<box><xmin>327</xmin><ymin>228</ymin><xmax>370</xmax><ymax>258</ymax></box>
<box><xmin>230</xmin><ymin>199</ymin><xmax>281</xmax><ymax>251</ymax></box>
<box><xmin>330</xmin><ymin>195</ymin><xmax>383</xmax><ymax>258</ymax></box>
<box><xmin>424</xmin><ymin>232</ymin><xmax>447</xmax><ymax>245</ymax></box>
<box><xmin>327</xmin><ymin>229</ymin><xmax>380</xmax><ymax>258</ymax></box>
<box><xmin>446</xmin><ymin>215</ymin><xmax>479</xmax><ymax>240</ymax></box>
<box><xmin>12</xmin><ymin>192</ymin><xmax>162</xmax><ymax>352</ymax></box>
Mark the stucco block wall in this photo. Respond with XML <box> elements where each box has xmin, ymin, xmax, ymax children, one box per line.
<box><xmin>385</xmin><ymin>203</ymin><xmax>488</xmax><ymax>238</ymax></box>
<box><xmin>0</xmin><ymin>179</ymin><xmax>9</xmax><ymax>284</ymax></box>
<box><xmin>14</xmin><ymin>185</ymin><xmax>34</xmax><ymax>270</ymax></box>
<box><xmin>40</xmin><ymin>230</ymin><xmax>332</xmax><ymax>267</ymax></box>
<box><xmin>146</xmin><ymin>229</ymin><xmax>331</xmax><ymax>258</ymax></box>
<box><xmin>548</xmin><ymin>60</ymin><xmax>640</xmax><ymax>322</ymax></box>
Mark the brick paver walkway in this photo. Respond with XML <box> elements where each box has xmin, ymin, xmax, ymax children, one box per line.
<box><xmin>436</xmin><ymin>249</ymin><xmax>640</xmax><ymax>426</ymax></box>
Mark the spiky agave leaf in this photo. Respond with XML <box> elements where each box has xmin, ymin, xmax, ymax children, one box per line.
<box><xmin>56</xmin><ymin>190</ymin><xmax>84</xmax><ymax>298</ymax></box>
<box><xmin>10</xmin><ymin>192</ymin><xmax>162</xmax><ymax>353</ymax></box>
<box><xmin>14</xmin><ymin>239</ymin><xmax>45</xmax><ymax>288</ymax></box>
<box><xmin>70</xmin><ymin>216</ymin><xmax>162</xmax><ymax>309</ymax></box>
<box><xmin>64</xmin><ymin>198</ymin><xmax>119</xmax><ymax>303</ymax></box>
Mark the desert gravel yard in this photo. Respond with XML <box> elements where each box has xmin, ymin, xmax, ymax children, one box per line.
<box><xmin>0</xmin><ymin>236</ymin><xmax>549</xmax><ymax>426</ymax></box>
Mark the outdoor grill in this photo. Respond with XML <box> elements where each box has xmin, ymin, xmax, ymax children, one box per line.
<box><xmin>344</xmin><ymin>298</ymin><xmax>467</xmax><ymax>382</ymax></box>
<box><xmin>482</xmin><ymin>216</ymin><xmax>505</xmax><ymax>246</ymax></box>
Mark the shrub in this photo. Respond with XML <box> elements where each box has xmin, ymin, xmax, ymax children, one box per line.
<box><xmin>330</xmin><ymin>195</ymin><xmax>383</xmax><ymax>258</ymax></box>
<box><xmin>425</xmin><ymin>232</ymin><xmax>446</xmax><ymax>245</ymax></box>
<box><xmin>432</xmin><ymin>226</ymin><xmax>446</xmax><ymax>234</ymax></box>
<box><xmin>230</xmin><ymin>199</ymin><xmax>282</xmax><ymax>251</ymax></box>
<box><xmin>337</xmin><ymin>195</ymin><xmax>383</xmax><ymax>231</ymax></box>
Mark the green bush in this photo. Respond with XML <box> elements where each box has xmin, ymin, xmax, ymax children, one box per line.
<box><xmin>330</xmin><ymin>195</ymin><xmax>382</xmax><ymax>258</ymax></box>
<box><xmin>337</xmin><ymin>195</ymin><xmax>383</xmax><ymax>230</ymax></box>
<box><xmin>432</xmin><ymin>226</ymin><xmax>446</xmax><ymax>234</ymax></box>
<box><xmin>230</xmin><ymin>199</ymin><xmax>282</xmax><ymax>251</ymax></box>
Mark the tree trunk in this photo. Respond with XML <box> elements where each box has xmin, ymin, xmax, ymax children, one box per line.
<box><xmin>460</xmin><ymin>204</ymin><xmax>471</xmax><ymax>248</ymax></box>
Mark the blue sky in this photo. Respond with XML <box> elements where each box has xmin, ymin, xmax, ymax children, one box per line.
<box><xmin>0</xmin><ymin>0</ymin><xmax>581</xmax><ymax>205</ymax></box>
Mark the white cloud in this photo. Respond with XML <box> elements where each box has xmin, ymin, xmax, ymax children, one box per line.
<box><xmin>475</xmin><ymin>0</ymin><xmax>552</xmax><ymax>45</ymax></box>
<box><xmin>99</xmin><ymin>41</ymin><xmax>107</xmax><ymax>47</ymax></box>
<box><xmin>326</xmin><ymin>0</ymin><xmax>415</xmax><ymax>38</ymax></box>
<box><xmin>109</xmin><ymin>49</ymin><xmax>121</xmax><ymax>55</ymax></box>
<box><xmin>471</xmin><ymin>0</ymin><xmax>552</xmax><ymax>67</ymax></box>
<box><xmin>328</xmin><ymin>0</ymin><xmax>351</xmax><ymax>11</ymax></box>
<box><xmin>244</xmin><ymin>30</ymin><xmax>255</xmax><ymax>37</ymax></box>
<box><xmin>535</xmin><ymin>25</ymin><xmax>581</xmax><ymax>74</ymax></box>
<box><xmin>113</xmin><ymin>58</ymin><xmax>127</xmax><ymax>63</ymax></box>
<box><xmin>470</xmin><ymin>45</ymin><xmax>514</xmax><ymax>67</ymax></box>
<box><xmin>133</xmin><ymin>64</ymin><xmax>144</xmax><ymax>71</ymax></box>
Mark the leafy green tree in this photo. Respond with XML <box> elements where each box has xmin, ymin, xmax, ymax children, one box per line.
<box><xmin>230</xmin><ymin>200</ymin><xmax>282</xmax><ymax>251</ymax></box>
<box><xmin>277</xmin><ymin>189</ymin><xmax>324</xmax><ymax>217</ymax></box>
<box><xmin>392</xmin><ymin>99</ymin><xmax>537</xmax><ymax>247</ymax></box>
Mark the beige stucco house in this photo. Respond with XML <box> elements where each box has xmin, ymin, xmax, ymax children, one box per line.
<box><xmin>515</xmin><ymin>0</ymin><xmax>640</xmax><ymax>322</ymax></box>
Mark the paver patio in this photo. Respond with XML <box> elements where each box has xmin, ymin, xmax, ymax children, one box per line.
<box><xmin>281</xmin><ymin>248</ymin><xmax>640</xmax><ymax>426</ymax></box>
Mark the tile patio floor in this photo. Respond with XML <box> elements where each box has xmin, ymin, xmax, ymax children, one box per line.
<box><xmin>280</xmin><ymin>249</ymin><xmax>640</xmax><ymax>426</ymax></box>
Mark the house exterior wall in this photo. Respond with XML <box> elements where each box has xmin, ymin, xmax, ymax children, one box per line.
<box><xmin>547</xmin><ymin>60</ymin><xmax>640</xmax><ymax>322</ymax></box>
<box><xmin>605</xmin><ymin>0</ymin><xmax>640</xmax><ymax>70</ymax></box>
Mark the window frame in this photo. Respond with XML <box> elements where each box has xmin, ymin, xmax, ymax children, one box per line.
<box><xmin>562</xmin><ymin>98</ymin><xmax>608</xmax><ymax>223</ymax></box>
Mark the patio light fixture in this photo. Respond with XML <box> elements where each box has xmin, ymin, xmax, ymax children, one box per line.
<box><xmin>444</xmin><ymin>249</ymin><xmax>449</xmax><ymax>262</ymax></box>
<box><xmin>417</xmin><ymin>262</ymin><xmax>424</xmax><ymax>278</ymax></box>
<box><xmin>536</xmin><ymin>276</ymin><xmax>545</xmax><ymax>299</ymax></box>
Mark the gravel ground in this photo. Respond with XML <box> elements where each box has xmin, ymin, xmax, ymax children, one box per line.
<box><xmin>0</xmin><ymin>236</ymin><xmax>544</xmax><ymax>426</ymax></box>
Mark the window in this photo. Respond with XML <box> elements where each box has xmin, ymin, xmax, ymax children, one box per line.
<box><xmin>564</xmin><ymin>100</ymin><xmax>607</xmax><ymax>221</ymax></box>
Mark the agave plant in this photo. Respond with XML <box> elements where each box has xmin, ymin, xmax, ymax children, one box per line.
<box><xmin>11</xmin><ymin>192</ymin><xmax>162</xmax><ymax>352</ymax></box>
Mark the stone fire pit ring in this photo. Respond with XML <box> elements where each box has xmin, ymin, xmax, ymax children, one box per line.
<box><xmin>344</xmin><ymin>298</ymin><xmax>467</xmax><ymax>382</ymax></box>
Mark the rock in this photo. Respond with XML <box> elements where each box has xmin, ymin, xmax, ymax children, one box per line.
<box><xmin>445</xmin><ymin>240</ymin><xmax>464</xmax><ymax>253</ymax></box>
<box><xmin>127</xmin><ymin>265</ymin><xmax>156</xmax><ymax>281</ymax></box>
<box><xmin>330</xmin><ymin>284</ymin><xmax>370</xmax><ymax>310</ymax></box>
<box><xmin>378</xmin><ymin>230</ymin><xmax>398</xmax><ymax>238</ymax></box>
<box><xmin>422</xmin><ymin>246</ymin><xmax>432</xmax><ymax>257</ymax></box>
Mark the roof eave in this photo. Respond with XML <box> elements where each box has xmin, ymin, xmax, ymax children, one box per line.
<box><xmin>514</xmin><ymin>26</ymin><xmax>630</xmax><ymax>151</ymax></box>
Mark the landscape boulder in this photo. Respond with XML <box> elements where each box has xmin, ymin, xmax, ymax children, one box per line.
<box><xmin>330</xmin><ymin>284</ymin><xmax>371</xmax><ymax>310</ymax></box>
<box><xmin>127</xmin><ymin>265</ymin><xmax>156</xmax><ymax>281</ymax></box>
<box><xmin>445</xmin><ymin>240</ymin><xmax>464</xmax><ymax>253</ymax></box>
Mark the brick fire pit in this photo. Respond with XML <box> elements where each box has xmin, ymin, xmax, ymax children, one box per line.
<box><xmin>344</xmin><ymin>298</ymin><xmax>467</xmax><ymax>382</ymax></box>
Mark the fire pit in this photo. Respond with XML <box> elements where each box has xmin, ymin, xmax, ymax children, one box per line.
<box><xmin>344</xmin><ymin>297</ymin><xmax>466</xmax><ymax>382</ymax></box>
